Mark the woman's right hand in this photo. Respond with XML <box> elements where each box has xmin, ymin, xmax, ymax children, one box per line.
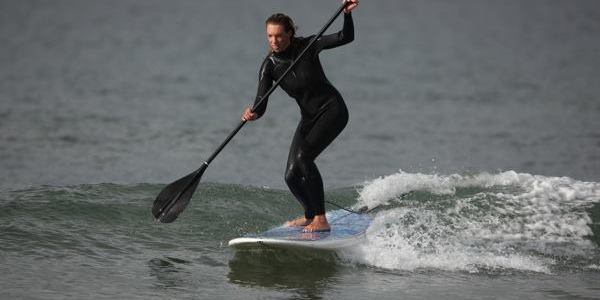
<box><xmin>242</xmin><ymin>106</ymin><xmax>258</xmax><ymax>121</ymax></box>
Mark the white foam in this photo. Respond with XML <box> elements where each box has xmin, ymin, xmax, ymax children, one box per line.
<box><xmin>585</xmin><ymin>264</ymin><xmax>600</xmax><ymax>270</ymax></box>
<box><xmin>346</xmin><ymin>170</ymin><xmax>600</xmax><ymax>273</ymax></box>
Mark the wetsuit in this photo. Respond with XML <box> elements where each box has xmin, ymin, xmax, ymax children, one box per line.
<box><xmin>252</xmin><ymin>12</ymin><xmax>354</xmax><ymax>219</ymax></box>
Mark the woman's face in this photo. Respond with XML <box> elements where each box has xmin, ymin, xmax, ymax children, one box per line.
<box><xmin>266</xmin><ymin>23</ymin><xmax>292</xmax><ymax>53</ymax></box>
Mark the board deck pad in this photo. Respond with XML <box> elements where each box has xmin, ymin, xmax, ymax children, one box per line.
<box><xmin>228</xmin><ymin>209</ymin><xmax>372</xmax><ymax>250</ymax></box>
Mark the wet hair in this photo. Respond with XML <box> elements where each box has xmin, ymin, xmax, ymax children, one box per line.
<box><xmin>265</xmin><ymin>13</ymin><xmax>297</xmax><ymax>37</ymax></box>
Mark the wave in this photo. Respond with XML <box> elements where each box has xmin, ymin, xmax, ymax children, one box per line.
<box><xmin>1</xmin><ymin>171</ymin><xmax>599</xmax><ymax>274</ymax></box>
<box><xmin>346</xmin><ymin>170</ymin><xmax>600</xmax><ymax>273</ymax></box>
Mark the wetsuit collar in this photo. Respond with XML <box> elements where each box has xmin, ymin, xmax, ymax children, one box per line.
<box><xmin>273</xmin><ymin>37</ymin><xmax>297</xmax><ymax>59</ymax></box>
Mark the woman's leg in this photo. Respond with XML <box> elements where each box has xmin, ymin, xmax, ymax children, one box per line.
<box><xmin>284</xmin><ymin>99</ymin><xmax>349</xmax><ymax>229</ymax></box>
<box><xmin>284</xmin><ymin>124</ymin><xmax>323</xmax><ymax>220</ymax></box>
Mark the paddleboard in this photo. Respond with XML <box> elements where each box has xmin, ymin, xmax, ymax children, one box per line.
<box><xmin>228</xmin><ymin>209</ymin><xmax>371</xmax><ymax>250</ymax></box>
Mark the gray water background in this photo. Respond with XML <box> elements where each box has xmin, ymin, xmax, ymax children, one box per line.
<box><xmin>1</xmin><ymin>0</ymin><xmax>599</xmax><ymax>190</ymax></box>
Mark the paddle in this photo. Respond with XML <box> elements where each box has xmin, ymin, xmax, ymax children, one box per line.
<box><xmin>152</xmin><ymin>2</ymin><xmax>352</xmax><ymax>223</ymax></box>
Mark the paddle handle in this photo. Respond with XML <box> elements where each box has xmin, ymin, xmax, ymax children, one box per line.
<box><xmin>204</xmin><ymin>2</ymin><xmax>350</xmax><ymax>167</ymax></box>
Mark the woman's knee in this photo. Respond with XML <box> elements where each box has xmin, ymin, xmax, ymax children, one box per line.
<box><xmin>284</xmin><ymin>164</ymin><xmax>298</xmax><ymax>186</ymax></box>
<box><xmin>284</xmin><ymin>151</ymin><xmax>312</xmax><ymax>184</ymax></box>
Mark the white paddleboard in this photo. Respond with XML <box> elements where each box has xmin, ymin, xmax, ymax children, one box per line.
<box><xmin>228</xmin><ymin>209</ymin><xmax>371</xmax><ymax>250</ymax></box>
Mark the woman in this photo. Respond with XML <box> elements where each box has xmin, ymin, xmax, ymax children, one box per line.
<box><xmin>242</xmin><ymin>0</ymin><xmax>359</xmax><ymax>232</ymax></box>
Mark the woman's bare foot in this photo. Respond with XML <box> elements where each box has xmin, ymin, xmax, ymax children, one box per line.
<box><xmin>303</xmin><ymin>214</ymin><xmax>330</xmax><ymax>232</ymax></box>
<box><xmin>285</xmin><ymin>216</ymin><xmax>313</xmax><ymax>227</ymax></box>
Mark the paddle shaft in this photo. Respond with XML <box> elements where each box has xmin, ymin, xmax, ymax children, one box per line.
<box><xmin>202</xmin><ymin>3</ymin><xmax>350</xmax><ymax>168</ymax></box>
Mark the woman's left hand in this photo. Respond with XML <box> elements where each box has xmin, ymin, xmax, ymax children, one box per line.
<box><xmin>343</xmin><ymin>0</ymin><xmax>359</xmax><ymax>13</ymax></box>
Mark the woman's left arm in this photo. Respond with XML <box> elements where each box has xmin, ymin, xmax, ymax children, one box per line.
<box><xmin>314</xmin><ymin>0</ymin><xmax>358</xmax><ymax>51</ymax></box>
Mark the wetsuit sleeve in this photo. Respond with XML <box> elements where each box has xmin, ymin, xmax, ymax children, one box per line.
<box><xmin>314</xmin><ymin>12</ymin><xmax>354</xmax><ymax>52</ymax></box>
<box><xmin>251</xmin><ymin>56</ymin><xmax>273</xmax><ymax>118</ymax></box>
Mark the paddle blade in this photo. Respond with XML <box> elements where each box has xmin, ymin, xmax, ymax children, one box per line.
<box><xmin>152</xmin><ymin>164</ymin><xmax>207</xmax><ymax>223</ymax></box>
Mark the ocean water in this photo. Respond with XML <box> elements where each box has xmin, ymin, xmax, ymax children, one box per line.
<box><xmin>2</xmin><ymin>173</ymin><xmax>599</xmax><ymax>299</ymax></box>
<box><xmin>1</xmin><ymin>0</ymin><xmax>600</xmax><ymax>299</ymax></box>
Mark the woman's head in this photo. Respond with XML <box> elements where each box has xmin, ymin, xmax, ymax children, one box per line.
<box><xmin>265</xmin><ymin>13</ymin><xmax>296</xmax><ymax>53</ymax></box>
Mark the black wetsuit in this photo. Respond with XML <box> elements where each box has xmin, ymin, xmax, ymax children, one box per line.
<box><xmin>252</xmin><ymin>13</ymin><xmax>354</xmax><ymax>219</ymax></box>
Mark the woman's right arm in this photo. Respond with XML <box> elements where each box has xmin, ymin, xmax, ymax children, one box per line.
<box><xmin>243</xmin><ymin>57</ymin><xmax>273</xmax><ymax>121</ymax></box>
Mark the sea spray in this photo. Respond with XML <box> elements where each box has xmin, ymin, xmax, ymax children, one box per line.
<box><xmin>347</xmin><ymin>171</ymin><xmax>600</xmax><ymax>273</ymax></box>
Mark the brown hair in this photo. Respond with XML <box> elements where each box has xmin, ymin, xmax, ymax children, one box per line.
<box><xmin>265</xmin><ymin>13</ymin><xmax>297</xmax><ymax>37</ymax></box>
